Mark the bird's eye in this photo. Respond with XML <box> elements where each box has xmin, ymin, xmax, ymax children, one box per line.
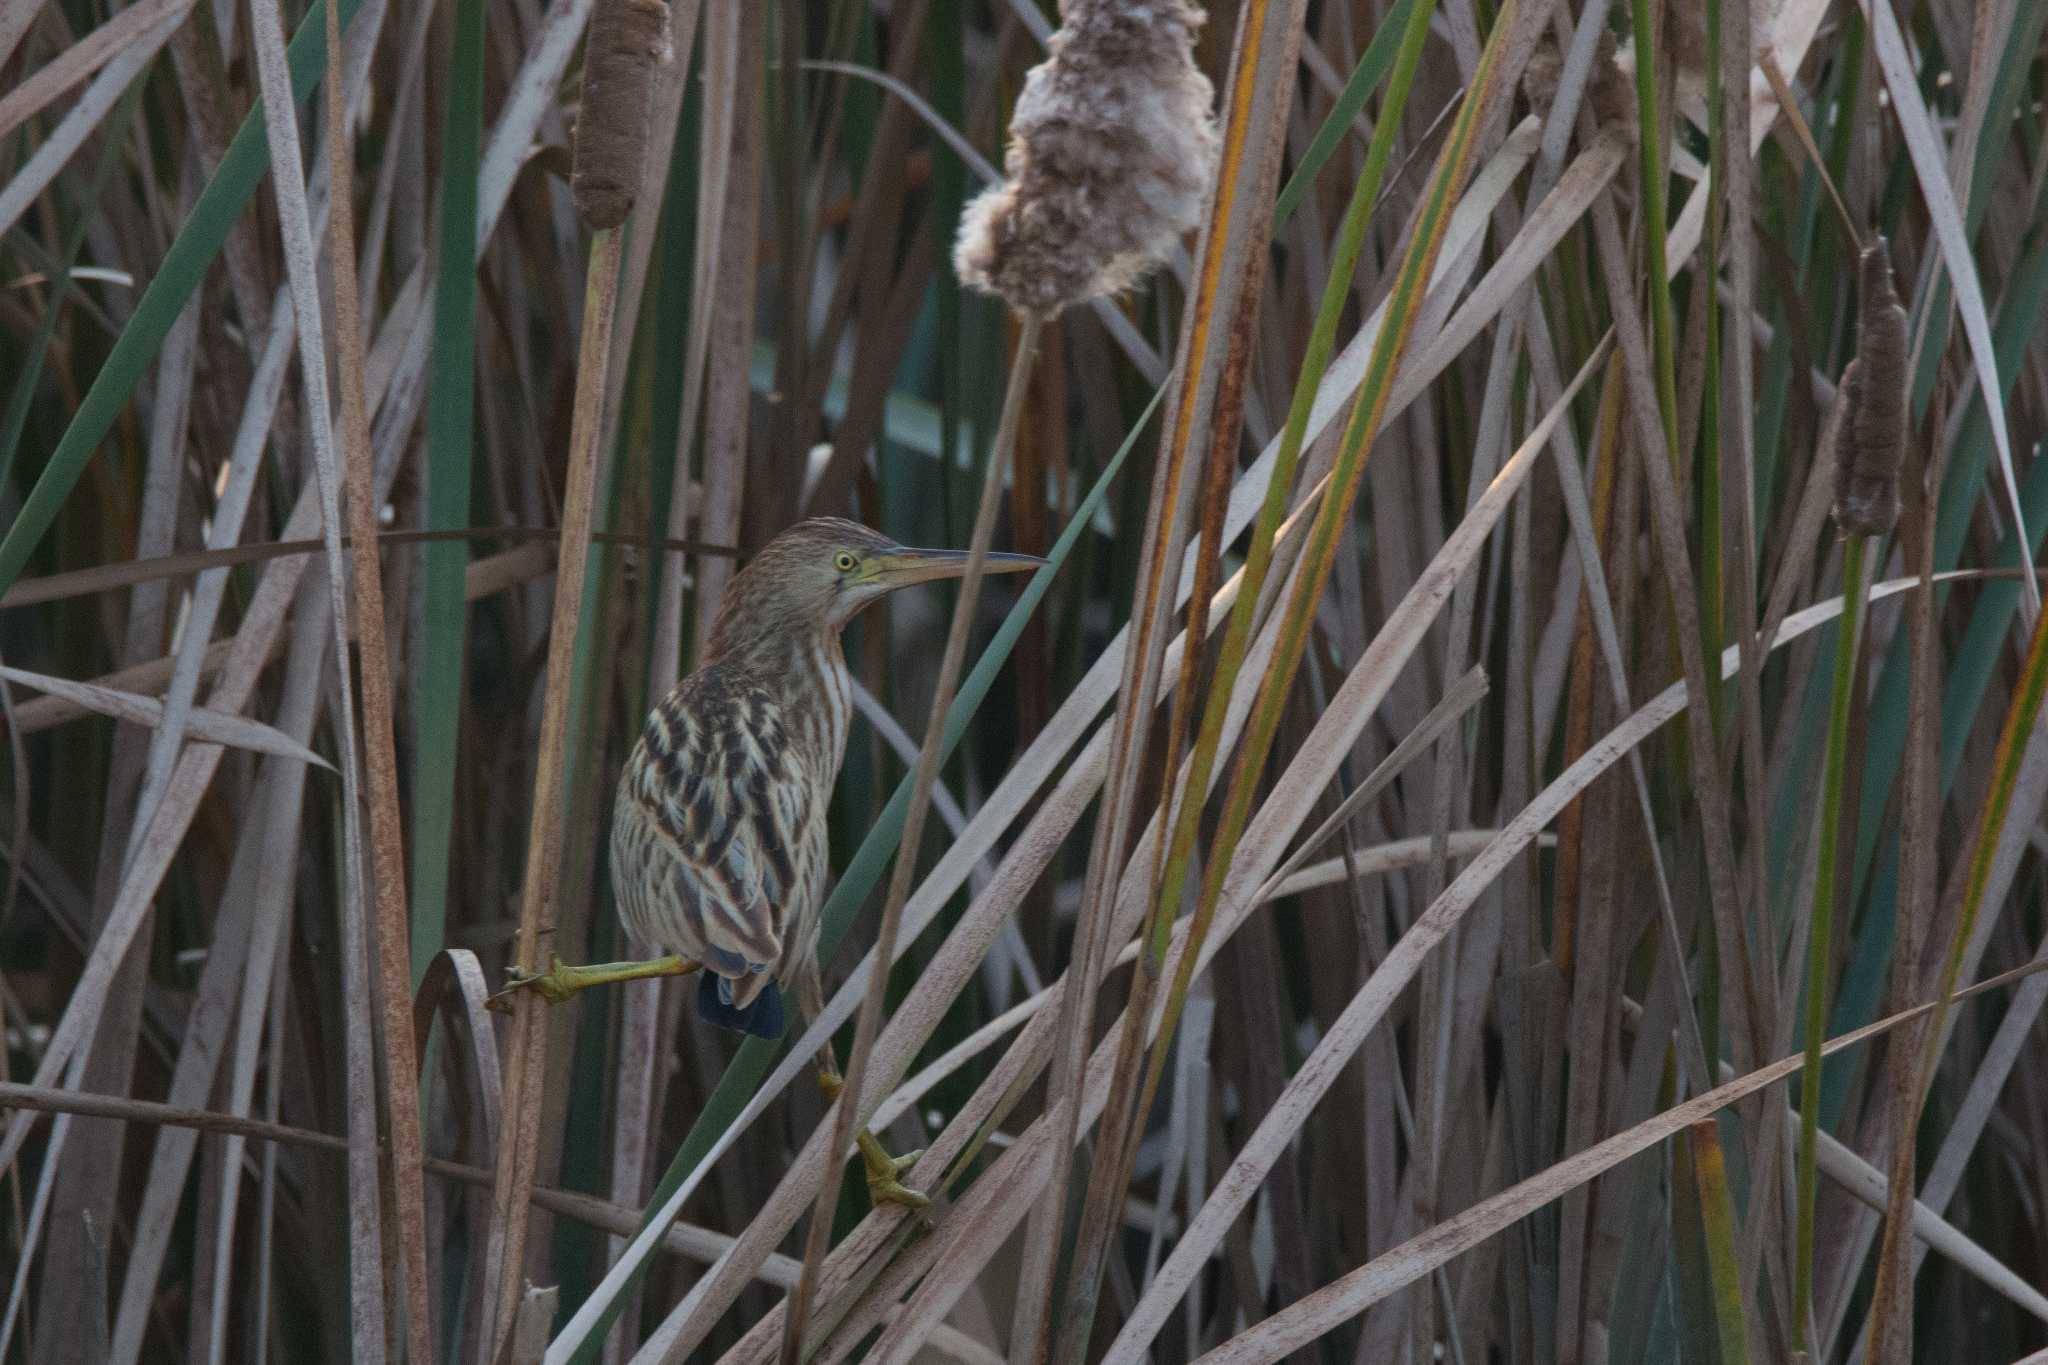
<box><xmin>834</xmin><ymin>551</ymin><xmax>858</xmax><ymax>572</ymax></box>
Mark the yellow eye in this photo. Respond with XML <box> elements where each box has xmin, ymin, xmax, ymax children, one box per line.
<box><xmin>835</xmin><ymin>551</ymin><xmax>858</xmax><ymax>572</ymax></box>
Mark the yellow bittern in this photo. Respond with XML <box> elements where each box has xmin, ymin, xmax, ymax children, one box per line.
<box><xmin>495</xmin><ymin>517</ymin><xmax>1040</xmax><ymax>1205</ymax></box>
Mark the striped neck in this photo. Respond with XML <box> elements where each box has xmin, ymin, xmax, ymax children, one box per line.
<box><xmin>708</xmin><ymin>622</ymin><xmax>852</xmax><ymax>771</ymax></box>
<box><xmin>800</xmin><ymin>630</ymin><xmax>853</xmax><ymax>772</ymax></box>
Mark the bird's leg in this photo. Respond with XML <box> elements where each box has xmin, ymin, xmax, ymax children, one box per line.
<box><xmin>813</xmin><ymin>1060</ymin><xmax>929</xmax><ymax>1210</ymax></box>
<box><xmin>799</xmin><ymin>959</ymin><xmax>929</xmax><ymax>1211</ymax></box>
<box><xmin>486</xmin><ymin>953</ymin><xmax>698</xmax><ymax>1012</ymax></box>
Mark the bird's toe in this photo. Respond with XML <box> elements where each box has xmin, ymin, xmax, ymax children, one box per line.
<box><xmin>860</xmin><ymin>1141</ymin><xmax>929</xmax><ymax>1209</ymax></box>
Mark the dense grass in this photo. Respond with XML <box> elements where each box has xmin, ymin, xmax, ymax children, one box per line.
<box><xmin>3</xmin><ymin>1</ymin><xmax>2048</xmax><ymax>1362</ymax></box>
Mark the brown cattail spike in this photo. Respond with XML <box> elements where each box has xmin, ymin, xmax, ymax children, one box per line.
<box><xmin>954</xmin><ymin>0</ymin><xmax>1218</xmax><ymax>317</ymax></box>
<box><xmin>572</xmin><ymin>0</ymin><xmax>671</xmax><ymax>230</ymax></box>
<box><xmin>1835</xmin><ymin>237</ymin><xmax>1907</xmax><ymax>536</ymax></box>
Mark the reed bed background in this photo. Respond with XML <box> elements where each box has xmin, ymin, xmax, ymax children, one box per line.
<box><xmin>3</xmin><ymin>0</ymin><xmax>2047</xmax><ymax>1361</ymax></box>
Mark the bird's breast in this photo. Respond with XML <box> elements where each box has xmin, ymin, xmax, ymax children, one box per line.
<box><xmin>797</xmin><ymin>636</ymin><xmax>854</xmax><ymax>785</ymax></box>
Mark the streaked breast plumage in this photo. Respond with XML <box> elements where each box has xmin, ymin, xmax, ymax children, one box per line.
<box><xmin>609</xmin><ymin>642</ymin><xmax>848</xmax><ymax>1015</ymax></box>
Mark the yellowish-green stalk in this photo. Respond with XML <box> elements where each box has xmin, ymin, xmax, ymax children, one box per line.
<box><xmin>1628</xmin><ymin>0</ymin><xmax>1681</xmax><ymax>460</ymax></box>
<box><xmin>1701</xmin><ymin>0</ymin><xmax>1727</xmax><ymax>731</ymax></box>
<box><xmin>1140</xmin><ymin>0</ymin><xmax>1438</xmax><ymax>990</ymax></box>
<box><xmin>1913</xmin><ymin>594</ymin><xmax>2048</xmax><ymax>1084</ymax></box>
<box><xmin>782</xmin><ymin>312</ymin><xmax>1043</xmax><ymax>1365</ymax></box>
<box><xmin>1691</xmin><ymin>1120</ymin><xmax>1754</xmax><ymax>1365</ymax></box>
<box><xmin>1795</xmin><ymin>530</ymin><xmax>1868</xmax><ymax>1350</ymax></box>
<box><xmin>1120</xmin><ymin>0</ymin><xmax>1518</xmax><ymax>1269</ymax></box>
<box><xmin>1046</xmin><ymin>2</ymin><xmax>1440</xmax><ymax>1352</ymax></box>
<box><xmin>1867</xmin><ymin>547</ymin><xmax>2048</xmax><ymax>1340</ymax></box>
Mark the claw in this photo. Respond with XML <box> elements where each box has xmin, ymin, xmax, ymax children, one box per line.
<box><xmin>860</xmin><ymin>1138</ymin><xmax>930</xmax><ymax>1210</ymax></box>
<box><xmin>816</xmin><ymin>1071</ymin><xmax>931</xmax><ymax>1209</ymax></box>
<box><xmin>486</xmin><ymin>956</ymin><xmax>575</xmax><ymax>1011</ymax></box>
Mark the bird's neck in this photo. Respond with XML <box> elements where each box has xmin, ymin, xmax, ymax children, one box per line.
<box><xmin>708</xmin><ymin>624</ymin><xmax>853</xmax><ymax>765</ymax></box>
<box><xmin>794</xmin><ymin>629</ymin><xmax>853</xmax><ymax>774</ymax></box>
<box><xmin>705</xmin><ymin>616</ymin><xmax>838</xmax><ymax>679</ymax></box>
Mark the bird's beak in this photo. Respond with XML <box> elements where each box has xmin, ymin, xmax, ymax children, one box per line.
<box><xmin>864</xmin><ymin>545</ymin><xmax>1045</xmax><ymax>591</ymax></box>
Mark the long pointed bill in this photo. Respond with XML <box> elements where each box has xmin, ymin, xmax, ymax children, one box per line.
<box><xmin>866</xmin><ymin>545</ymin><xmax>1045</xmax><ymax>591</ymax></box>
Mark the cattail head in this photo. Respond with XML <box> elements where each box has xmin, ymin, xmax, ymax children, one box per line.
<box><xmin>573</xmin><ymin>0</ymin><xmax>672</xmax><ymax>230</ymax></box>
<box><xmin>1587</xmin><ymin>29</ymin><xmax>1635</xmax><ymax>136</ymax></box>
<box><xmin>1835</xmin><ymin>237</ymin><xmax>1907</xmax><ymax>536</ymax></box>
<box><xmin>1522</xmin><ymin>28</ymin><xmax>1633</xmax><ymax>145</ymax></box>
<box><xmin>1521</xmin><ymin>38</ymin><xmax>1563</xmax><ymax>113</ymax></box>
<box><xmin>954</xmin><ymin>0</ymin><xmax>1219</xmax><ymax>317</ymax></box>
<box><xmin>1665</xmin><ymin>0</ymin><xmax>1708</xmax><ymax>86</ymax></box>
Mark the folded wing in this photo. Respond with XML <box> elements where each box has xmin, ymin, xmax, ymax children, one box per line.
<box><xmin>612</xmin><ymin>664</ymin><xmax>808</xmax><ymax>1008</ymax></box>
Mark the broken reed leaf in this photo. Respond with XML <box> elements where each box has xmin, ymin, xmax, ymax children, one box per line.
<box><xmin>1836</xmin><ymin>237</ymin><xmax>1907</xmax><ymax>536</ymax></box>
<box><xmin>954</xmin><ymin>0</ymin><xmax>1219</xmax><ymax>316</ymax></box>
<box><xmin>0</xmin><ymin>664</ymin><xmax>332</xmax><ymax>769</ymax></box>
<box><xmin>571</xmin><ymin>0</ymin><xmax>671</xmax><ymax>230</ymax></box>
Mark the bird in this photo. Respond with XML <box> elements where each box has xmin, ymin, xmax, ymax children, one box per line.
<box><xmin>491</xmin><ymin>517</ymin><xmax>1042</xmax><ymax>1206</ymax></box>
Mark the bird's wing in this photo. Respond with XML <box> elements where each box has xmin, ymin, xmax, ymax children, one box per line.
<box><xmin>619</xmin><ymin>665</ymin><xmax>807</xmax><ymax>993</ymax></box>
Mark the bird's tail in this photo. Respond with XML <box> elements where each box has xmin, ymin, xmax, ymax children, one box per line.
<box><xmin>696</xmin><ymin>972</ymin><xmax>786</xmax><ymax>1039</ymax></box>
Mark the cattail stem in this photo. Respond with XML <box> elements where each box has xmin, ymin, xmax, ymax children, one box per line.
<box><xmin>779</xmin><ymin>311</ymin><xmax>1046</xmax><ymax>1364</ymax></box>
<box><xmin>1868</xmin><ymin>491</ymin><xmax>2048</xmax><ymax>1361</ymax></box>
<box><xmin>485</xmin><ymin>1</ymin><xmax>662</xmax><ymax>1336</ymax></box>
<box><xmin>325</xmin><ymin>0</ymin><xmax>433</xmax><ymax>1353</ymax></box>
<box><xmin>1795</xmin><ymin>529</ymin><xmax>1869</xmax><ymax>1350</ymax></box>
<box><xmin>486</xmin><ymin>223</ymin><xmax>627</xmax><ymax>1352</ymax></box>
<box><xmin>1800</xmin><ymin>237</ymin><xmax>1906</xmax><ymax>1350</ymax></box>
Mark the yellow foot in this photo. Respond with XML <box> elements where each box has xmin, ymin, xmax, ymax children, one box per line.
<box><xmin>817</xmin><ymin>1071</ymin><xmax>931</xmax><ymax>1209</ymax></box>
<box><xmin>487</xmin><ymin>955</ymin><xmax>580</xmax><ymax>1011</ymax></box>
<box><xmin>486</xmin><ymin>953</ymin><xmax>697</xmax><ymax>1012</ymax></box>
<box><xmin>859</xmin><ymin>1134</ymin><xmax>930</xmax><ymax>1210</ymax></box>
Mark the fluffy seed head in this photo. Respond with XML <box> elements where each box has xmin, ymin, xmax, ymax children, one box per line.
<box><xmin>954</xmin><ymin>0</ymin><xmax>1219</xmax><ymax>317</ymax></box>
<box><xmin>1523</xmin><ymin>29</ymin><xmax>1634</xmax><ymax>145</ymax></box>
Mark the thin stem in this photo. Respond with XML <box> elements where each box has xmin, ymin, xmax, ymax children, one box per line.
<box><xmin>1912</xmin><ymin>584</ymin><xmax>2048</xmax><ymax>1086</ymax></box>
<box><xmin>1689</xmin><ymin>1121</ymin><xmax>1755</xmax><ymax>1365</ymax></box>
<box><xmin>1047</xmin><ymin>2</ymin><xmax>1448</xmax><ymax>1351</ymax></box>
<box><xmin>1796</xmin><ymin>530</ymin><xmax>1868</xmax><ymax>1349</ymax></box>
<box><xmin>485</xmin><ymin>225</ymin><xmax>627</xmax><ymax>1352</ymax></box>
<box><xmin>1035</xmin><ymin>12</ymin><xmax>1518</xmax><ymax>1357</ymax></box>
<box><xmin>327</xmin><ymin>0</ymin><xmax>434</xmax><ymax>1352</ymax></box>
<box><xmin>0</xmin><ymin>1081</ymin><xmax>786</xmax><ymax>1270</ymax></box>
<box><xmin>1019</xmin><ymin>0</ymin><xmax>1308</xmax><ymax>1343</ymax></box>
<box><xmin>412</xmin><ymin>0</ymin><xmax>488</xmax><ymax>980</ymax></box>
<box><xmin>1628</xmin><ymin>0</ymin><xmax>1681</xmax><ymax>461</ymax></box>
<box><xmin>779</xmin><ymin>310</ymin><xmax>1044</xmax><ymax>1365</ymax></box>
<box><xmin>1133</xmin><ymin>0</ymin><xmax>1511</xmax><ymax>1230</ymax></box>
<box><xmin>1701</xmin><ymin>148</ymin><xmax>1726</xmax><ymax>738</ymax></box>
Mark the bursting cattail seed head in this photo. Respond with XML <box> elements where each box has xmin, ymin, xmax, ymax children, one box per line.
<box><xmin>1523</xmin><ymin>29</ymin><xmax>1633</xmax><ymax>146</ymax></box>
<box><xmin>572</xmin><ymin>0</ymin><xmax>671</xmax><ymax>230</ymax></box>
<box><xmin>1835</xmin><ymin>237</ymin><xmax>1907</xmax><ymax>537</ymax></box>
<box><xmin>1587</xmin><ymin>29</ymin><xmax>1636</xmax><ymax>137</ymax></box>
<box><xmin>1520</xmin><ymin>39</ymin><xmax>1563</xmax><ymax>114</ymax></box>
<box><xmin>954</xmin><ymin>0</ymin><xmax>1219</xmax><ymax>317</ymax></box>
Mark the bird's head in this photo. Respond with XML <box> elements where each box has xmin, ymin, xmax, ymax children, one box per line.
<box><xmin>709</xmin><ymin>518</ymin><xmax>1044</xmax><ymax>658</ymax></box>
